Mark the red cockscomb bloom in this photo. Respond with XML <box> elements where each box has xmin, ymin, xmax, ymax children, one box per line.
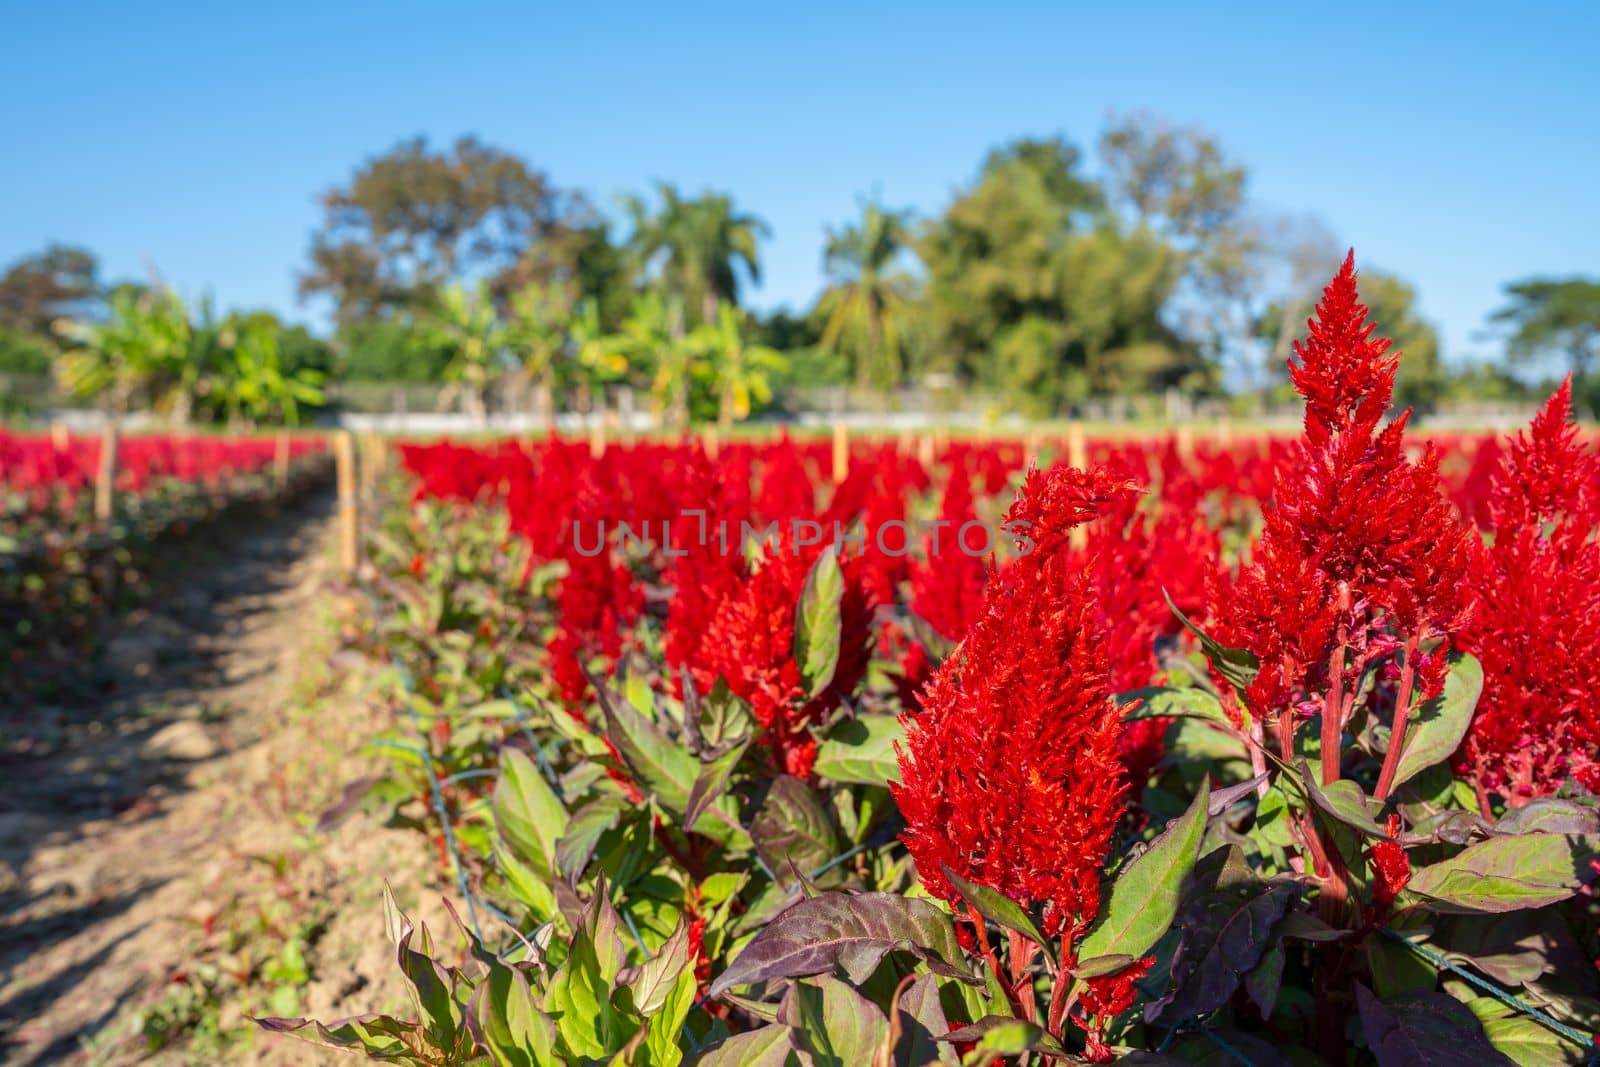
<box><xmin>1368</xmin><ymin>814</ymin><xmax>1411</xmax><ymax>911</ymax></box>
<box><xmin>909</xmin><ymin>455</ymin><xmax>991</xmax><ymax>644</ymax></box>
<box><xmin>1458</xmin><ymin>378</ymin><xmax>1600</xmax><ymax>801</ymax></box>
<box><xmin>894</xmin><ymin>465</ymin><xmax>1140</xmax><ymax>939</ymax></box>
<box><xmin>1210</xmin><ymin>253</ymin><xmax>1473</xmax><ymax>737</ymax></box>
<box><xmin>697</xmin><ymin>544</ymin><xmax>876</xmax><ymax>778</ymax></box>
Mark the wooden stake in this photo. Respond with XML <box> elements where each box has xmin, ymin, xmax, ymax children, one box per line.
<box><xmin>703</xmin><ymin>425</ymin><xmax>719</xmax><ymax>459</ymax></box>
<box><xmin>94</xmin><ymin>421</ymin><xmax>119</xmax><ymax>523</ymax></box>
<box><xmin>916</xmin><ymin>434</ymin><xmax>935</xmax><ymax>469</ymax></box>
<box><xmin>335</xmin><ymin>431</ymin><xmax>360</xmax><ymax>576</ymax></box>
<box><xmin>589</xmin><ymin>416</ymin><xmax>607</xmax><ymax>458</ymax></box>
<box><xmin>1216</xmin><ymin>415</ymin><xmax>1233</xmax><ymax>448</ymax></box>
<box><xmin>832</xmin><ymin>420</ymin><xmax>849</xmax><ymax>483</ymax></box>
<box><xmin>1177</xmin><ymin>424</ymin><xmax>1195</xmax><ymax>463</ymax></box>
<box><xmin>1066</xmin><ymin>422</ymin><xmax>1088</xmax><ymax>471</ymax></box>
<box><xmin>273</xmin><ymin>430</ymin><xmax>291</xmax><ymax>489</ymax></box>
<box><xmin>51</xmin><ymin>422</ymin><xmax>70</xmax><ymax>450</ymax></box>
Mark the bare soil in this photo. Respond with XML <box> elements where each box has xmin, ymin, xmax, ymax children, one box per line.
<box><xmin>0</xmin><ymin>495</ymin><xmax>445</xmax><ymax>1065</ymax></box>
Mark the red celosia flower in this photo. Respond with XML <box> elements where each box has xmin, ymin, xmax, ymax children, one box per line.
<box><xmin>1368</xmin><ymin>815</ymin><xmax>1411</xmax><ymax>910</ymax></box>
<box><xmin>894</xmin><ymin>465</ymin><xmax>1139</xmax><ymax>938</ymax></box>
<box><xmin>1458</xmin><ymin>378</ymin><xmax>1600</xmax><ymax>801</ymax></box>
<box><xmin>697</xmin><ymin>543</ymin><xmax>875</xmax><ymax>777</ymax></box>
<box><xmin>909</xmin><ymin>455</ymin><xmax>991</xmax><ymax>644</ymax></box>
<box><xmin>1080</xmin><ymin>954</ymin><xmax>1156</xmax><ymax>1019</ymax></box>
<box><xmin>1210</xmin><ymin>253</ymin><xmax>1474</xmax><ymax>739</ymax></box>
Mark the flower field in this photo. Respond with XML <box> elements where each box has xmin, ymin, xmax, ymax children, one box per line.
<box><xmin>246</xmin><ymin>258</ymin><xmax>1600</xmax><ymax>1065</ymax></box>
<box><xmin>1</xmin><ymin>429</ymin><xmax>328</xmax><ymax>685</ymax></box>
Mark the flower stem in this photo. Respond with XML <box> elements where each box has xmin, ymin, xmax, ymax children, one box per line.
<box><xmin>1374</xmin><ymin>632</ymin><xmax>1422</xmax><ymax>801</ymax></box>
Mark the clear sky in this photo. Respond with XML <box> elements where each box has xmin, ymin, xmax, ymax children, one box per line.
<box><xmin>3</xmin><ymin>2</ymin><xmax>1596</xmax><ymax>366</ymax></box>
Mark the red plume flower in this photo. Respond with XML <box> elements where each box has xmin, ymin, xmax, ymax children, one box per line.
<box><xmin>698</xmin><ymin>542</ymin><xmax>876</xmax><ymax>778</ymax></box>
<box><xmin>1459</xmin><ymin>378</ymin><xmax>1600</xmax><ymax>801</ymax></box>
<box><xmin>894</xmin><ymin>464</ymin><xmax>1140</xmax><ymax>939</ymax></box>
<box><xmin>1211</xmin><ymin>253</ymin><xmax>1473</xmax><ymax>737</ymax></box>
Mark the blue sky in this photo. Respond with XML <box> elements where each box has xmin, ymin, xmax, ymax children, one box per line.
<box><xmin>3</xmin><ymin>2</ymin><xmax>1596</xmax><ymax>366</ymax></box>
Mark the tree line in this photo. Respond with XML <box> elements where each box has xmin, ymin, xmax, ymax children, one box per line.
<box><xmin>2</xmin><ymin>115</ymin><xmax>1597</xmax><ymax>426</ymax></box>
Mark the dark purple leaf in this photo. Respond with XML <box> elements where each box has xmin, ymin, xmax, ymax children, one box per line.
<box><xmin>708</xmin><ymin>891</ymin><xmax>977</xmax><ymax>997</ymax></box>
<box><xmin>1355</xmin><ymin>985</ymin><xmax>1516</xmax><ymax>1067</ymax></box>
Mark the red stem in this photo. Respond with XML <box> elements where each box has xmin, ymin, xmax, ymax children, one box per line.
<box><xmin>1375</xmin><ymin>632</ymin><xmax>1422</xmax><ymax>801</ymax></box>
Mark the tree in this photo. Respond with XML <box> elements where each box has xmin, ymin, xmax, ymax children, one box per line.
<box><xmin>339</xmin><ymin>318</ymin><xmax>454</xmax><ymax>383</ymax></box>
<box><xmin>567</xmin><ymin>298</ymin><xmax>631</xmax><ymax>415</ymax></box>
<box><xmin>1361</xmin><ymin>271</ymin><xmax>1441</xmax><ymax>409</ymax></box>
<box><xmin>691</xmin><ymin>302</ymin><xmax>787</xmax><ymax>430</ymax></box>
<box><xmin>919</xmin><ymin>137</ymin><xmax>1103</xmax><ymax>385</ymax></box>
<box><xmin>625</xmin><ymin>183</ymin><xmax>769</xmax><ymax>323</ymax></box>
<box><xmin>299</xmin><ymin>136</ymin><xmax>587</xmax><ymax>323</ymax></box>
<box><xmin>815</xmin><ymin>202</ymin><xmax>918</xmax><ymax>390</ymax></box>
<box><xmin>0</xmin><ymin>244</ymin><xmax>101</xmax><ymax>339</ymax></box>
<box><xmin>1098</xmin><ymin>113</ymin><xmax>1263</xmax><ymax>379</ymax></box>
<box><xmin>1491</xmin><ymin>277</ymin><xmax>1600</xmax><ymax>379</ymax></box>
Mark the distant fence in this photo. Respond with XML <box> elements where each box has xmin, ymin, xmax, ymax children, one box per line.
<box><xmin>4</xmin><ymin>373</ymin><xmax>1553</xmax><ymax>436</ymax></box>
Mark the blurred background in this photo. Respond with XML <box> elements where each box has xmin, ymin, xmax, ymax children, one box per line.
<box><xmin>2</xmin><ymin>1</ymin><xmax>1597</xmax><ymax>431</ymax></box>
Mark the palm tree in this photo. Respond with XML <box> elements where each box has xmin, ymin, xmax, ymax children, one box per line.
<box><xmin>625</xmin><ymin>183</ymin><xmax>770</xmax><ymax>324</ymax></box>
<box><xmin>691</xmin><ymin>302</ymin><xmax>787</xmax><ymax>431</ymax></box>
<box><xmin>815</xmin><ymin>202</ymin><xmax>918</xmax><ymax>391</ymax></box>
<box><xmin>423</xmin><ymin>281</ymin><xmax>508</xmax><ymax>420</ymax></box>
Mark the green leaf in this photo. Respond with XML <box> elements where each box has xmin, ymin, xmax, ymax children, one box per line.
<box><xmin>893</xmin><ymin>974</ymin><xmax>959</xmax><ymax>1066</ymax></box>
<box><xmin>494</xmin><ymin>748</ymin><xmax>568</xmax><ymax>880</ymax></box>
<box><xmin>1297</xmin><ymin>765</ymin><xmax>1388</xmax><ymax>840</ymax></box>
<box><xmin>1118</xmin><ymin>686</ymin><xmax>1231</xmax><ymax>726</ymax></box>
<box><xmin>1406</xmin><ymin>833</ymin><xmax>1600</xmax><ymax>914</ymax></box>
<box><xmin>751</xmin><ymin>775</ymin><xmax>841</xmax><ymax>889</ymax></box>
<box><xmin>813</xmin><ymin>714</ymin><xmax>905</xmax><ymax>786</ymax></box>
<box><xmin>616</xmin><ymin>918</ymin><xmax>692</xmax><ymax>1018</ymax></box>
<box><xmin>937</xmin><ymin>1017</ymin><xmax>1068</xmax><ymax>1065</ymax></box>
<box><xmin>497</xmin><ymin>844</ymin><xmax>558</xmax><ymax>925</ymax></box>
<box><xmin>941</xmin><ymin>864</ymin><xmax>1047</xmax><ymax>948</ymax></box>
<box><xmin>1078</xmin><ymin>777</ymin><xmax>1210</xmax><ymax>961</ymax></box>
<box><xmin>1390</xmin><ymin>653</ymin><xmax>1483</xmax><ymax>790</ymax></box>
<box><xmin>693</xmin><ymin>1024</ymin><xmax>797</xmax><ymax>1066</ymax></box>
<box><xmin>594</xmin><ymin>680</ymin><xmax>698</xmax><ymax>815</ymax></box>
<box><xmin>556</xmin><ymin>794</ymin><xmax>631</xmax><ymax>881</ymax></box>
<box><xmin>543</xmin><ymin>885</ymin><xmax>633</xmax><ymax>1059</ymax></box>
<box><xmin>684</xmin><ymin>738</ymin><xmax>752</xmax><ymax>848</ymax></box>
<box><xmin>1481</xmin><ymin>1015</ymin><xmax>1590</xmax><ymax>1066</ymax></box>
<box><xmin>473</xmin><ymin>955</ymin><xmax>555</xmax><ymax>1067</ymax></box>
<box><xmin>783</xmin><ymin>976</ymin><xmax>890</xmax><ymax>1067</ymax></box>
<box><xmin>1163</xmin><ymin>590</ymin><xmax>1259</xmax><ymax>693</ymax></box>
<box><xmin>794</xmin><ymin>545</ymin><xmax>845</xmax><ymax>698</ymax></box>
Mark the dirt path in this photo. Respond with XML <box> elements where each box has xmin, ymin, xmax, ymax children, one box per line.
<box><xmin>0</xmin><ymin>496</ymin><xmax>441</xmax><ymax>1066</ymax></box>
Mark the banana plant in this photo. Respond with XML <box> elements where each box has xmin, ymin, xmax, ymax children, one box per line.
<box><xmin>424</xmin><ymin>282</ymin><xmax>511</xmax><ymax>420</ymax></box>
<box><xmin>567</xmin><ymin>298</ymin><xmax>630</xmax><ymax>417</ymax></box>
<box><xmin>214</xmin><ymin>320</ymin><xmax>326</xmax><ymax>428</ymax></box>
<box><xmin>616</xmin><ymin>292</ymin><xmax>697</xmax><ymax>431</ymax></box>
<box><xmin>59</xmin><ymin>286</ymin><xmax>192</xmax><ymax>417</ymax></box>
<box><xmin>506</xmin><ymin>281</ymin><xmax>573</xmax><ymax>426</ymax></box>
<box><xmin>689</xmin><ymin>301</ymin><xmax>787</xmax><ymax>431</ymax></box>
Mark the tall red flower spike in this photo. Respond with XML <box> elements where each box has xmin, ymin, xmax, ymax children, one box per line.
<box><xmin>894</xmin><ymin>464</ymin><xmax>1140</xmax><ymax>939</ymax></box>
<box><xmin>1459</xmin><ymin>377</ymin><xmax>1600</xmax><ymax>801</ymax></box>
<box><xmin>1211</xmin><ymin>253</ymin><xmax>1473</xmax><ymax>743</ymax></box>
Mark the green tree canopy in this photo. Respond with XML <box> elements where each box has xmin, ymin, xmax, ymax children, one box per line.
<box><xmin>1491</xmin><ymin>277</ymin><xmax>1600</xmax><ymax>379</ymax></box>
<box><xmin>299</xmin><ymin>136</ymin><xmax>593</xmax><ymax>324</ymax></box>
<box><xmin>0</xmin><ymin>244</ymin><xmax>102</xmax><ymax>340</ymax></box>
